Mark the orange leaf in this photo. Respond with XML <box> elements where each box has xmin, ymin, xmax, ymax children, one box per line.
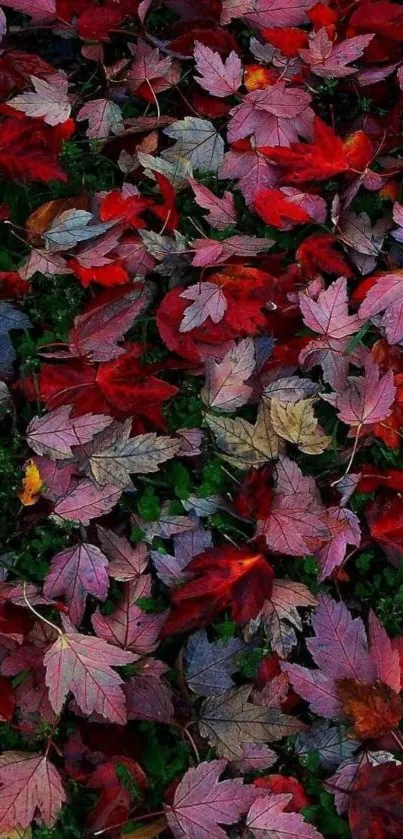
<box><xmin>18</xmin><ymin>460</ymin><xmax>43</xmax><ymax>507</ymax></box>
<box><xmin>337</xmin><ymin>677</ymin><xmax>403</xmax><ymax>740</ymax></box>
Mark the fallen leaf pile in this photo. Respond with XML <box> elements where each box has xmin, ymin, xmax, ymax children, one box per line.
<box><xmin>0</xmin><ymin>1</ymin><xmax>403</xmax><ymax>838</ymax></box>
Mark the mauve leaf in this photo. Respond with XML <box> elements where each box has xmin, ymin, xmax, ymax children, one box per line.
<box><xmin>125</xmin><ymin>673</ymin><xmax>174</xmax><ymax>723</ymax></box>
<box><xmin>246</xmin><ymin>792</ymin><xmax>324</xmax><ymax>839</ymax></box>
<box><xmin>368</xmin><ymin>610</ymin><xmax>401</xmax><ymax>693</ymax></box>
<box><xmin>336</xmin><ymin>359</ymin><xmax>396</xmax><ymax>427</ymax></box>
<box><xmin>89</xmin><ymin>433</ymin><xmax>181</xmax><ymax>489</ymax></box>
<box><xmin>43</xmin><ymin>543</ymin><xmax>109</xmax><ymax>626</ymax></box>
<box><xmin>44</xmin><ymin>630</ymin><xmax>135</xmax><ymax>723</ymax></box>
<box><xmin>185</xmin><ymin>630</ymin><xmax>245</xmax><ymax>696</ymax></box>
<box><xmin>68</xmin><ymin>283</ymin><xmax>152</xmax><ymax>363</ymax></box>
<box><xmin>194</xmin><ymin>42</ymin><xmax>243</xmax><ymax>98</ymax></box>
<box><xmin>202</xmin><ymin>338</ymin><xmax>255</xmax><ymax>412</ymax></box>
<box><xmin>198</xmin><ymin>685</ymin><xmax>304</xmax><ymax>760</ymax></box>
<box><xmin>53</xmin><ymin>479</ymin><xmax>122</xmax><ymax>525</ymax></box>
<box><xmin>299</xmin><ymin>277</ymin><xmax>361</xmax><ymax>340</ymax></box>
<box><xmin>26</xmin><ymin>406</ymin><xmax>112</xmax><ymax>460</ymax></box>
<box><xmin>256</xmin><ymin>457</ymin><xmax>329</xmax><ymax>556</ymax></box>
<box><xmin>2</xmin><ymin>0</ymin><xmax>55</xmax><ymax>19</ymax></box>
<box><xmin>189</xmin><ymin>179</ymin><xmax>237</xmax><ymax>230</ymax></box>
<box><xmin>77</xmin><ymin>99</ymin><xmax>124</xmax><ymax>139</ymax></box>
<box><xmin>180</xmin><ymin>282</ymin><xmax>227</xmax><ymax>333</ymax></box>
<box><xmin>92</xmin><ymin>585</ymin><xmax>167</xmax><ymax>654</ymax></box>
<box><xmin>299</xmin><ymin>30</ymin><xmax>373</xmax><ymax>78</ymax></box>
<box><xmin>0</xmin><ymin>752</ymin><xmax>65</xmax><ymax>831</ymax></box>
<box><xmin>97</xmin><ymin>526</ymin><xmax>148</xmax><ymax>581</ymax></box>
<box><xmin>43</xmin><ymin>209</ymin><xmax>115</xmax><ymax>253</ymax></box>
<box><xmin>151</xmin><ymin>522</ymin><xmax>212</xmax><ymax>587</ymax></box>
<box><xmin>307</xmin><ymin>595</ymin><xmax>375</xmax><ymax>683</ymax></box>
<box><xmin>165</xmin><ymin>759</ymin><xmax>257</xmax><ymax>839</ymax></box>
<box><xmin>9</xmin><ymin>74</ymin><xmax>71</xmax><ymax>126</ymax></box>
<box><xmin>358</xmin><ymin>272</ymin><xmax>403</xmax><ymax>345</ymax></box>
<box><xmin>228</xmin><ymin>81</ymin><xmax>313</xmax><ymax>147</ymax></box>
<box><xmin>317</xmin><ymin>507</ymin><xmax>361</xmax><ymax>581</ymax></box>
<box><xmin>163</xmin><ymin>118</ymin><xmax>224</xmax><ymax>173</ymax></box>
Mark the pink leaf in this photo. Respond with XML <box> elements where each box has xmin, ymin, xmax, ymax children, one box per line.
<box><xmin>128</xmin><ymin>39</ymin><xmax>172</xmax><ymax>91</ymax></box>
<box><xmin>0</xmin><ymin>751</ymin><xmax>65</xmax><ymax>831</ymax></box>
<box><xmin>76</xmin><ymin>98</ymin><xmax>124</xmax><ymax>139</ymax></box>
<box><xmin>2</xmin><ymin>0</ymin><xmax>55</xmax><ymax>18</ymax></box>
<box><xmin>44</xmin><ymin>543</ymin><xmax>109</xmax><ymax>625</ymax></box>
<box><xmin>194</xmin><ymin>42</ymin><xmax>243</xmax><ymax>98</ymax></box>
<box><xmin>299</xmin><ymin>277</ymin><xmax>361</xmax><ymax>339</ymax></box>
<box><xmin>191</xmin><ymin>235</ymin><xmax>274</xmax><ymax>267</ymax></box>
<box><xmin>202</xmin><ymin>338</ymin><xmax>255</xmax><ymax>411</ymax></box>
<box><xmin>68</xmin><ymin>283</ymin><xmax>152</xmax><ymax>362</ymax></box>
<box><xmin>180</xmin><ymin>282</ymin><xmax>228</xmax><ymax>332</ymax></box>
<box><xmin>44</xmin><ymin>629</ymin><xmax>135</xmax><ymax>723</ymax></box>
<box><xmin>53</xmin><ymin>479</ymin><xmax>122</xmax><ymax>525</ymax></box>
<box><xmin>219</xmin><ymin>149</ymin><xmax>278</xmax><ymax>206</ymax></box>
<box><xmin>189</xmin><ymin>179</ymin><xmax>237</xmax><ymax>229</ymax></box>
<box><xmin>221</xmin><ymin>0</ymin><xmax>318</xmax><ymax>27</ymax></box>
<box><xmin>299</xmin><ymin>30</ymin><xmax>373</xmax><ymax>78</ymax></box>
<box><xmin>336</xmin><ymin>358</ymin><xmax>396</xmax><ymax>427</ymax></box>
<box><xmin>92</xmin><ymin>585</ymin><xmax>167</xmax><ymax>654</ymax></box>
<box><xmin>307</xmin><ymin>595</ymin><xmax>375</xmax><ymax>683</ymax></box>
<box><xmin>125</xmin><ymin>673</ymin><xmax>174</xmax><ymax>723</ymax></box>
<box><xmin>27</xmin><ymin>405</ymin><xmax>112</xmax><ymax>460</ymax></box>
<box><xmin>247</xmin><ymin>792</ymin><xmax>324</xmax><ymax>839</ymax></box>
<box><xmin>359</xmin><ymin>272</ymin><xmax>403</xmax><ymax>345</ymax></box>
<box><xmin>228</xmin><ymin>82</ymin><xmax>313</xmax><ymax>147</ymax></box>
<box><xmin>165</xmin><ymin>759</ymin><xmax>257</xmax><ymax>839</ymax></box>
<box><xmin>256</xmin><ymin>457</ymin><xmax>329</xmax><ymax>556</ymax></box>
<box><xmin>316</xmin><ymin>507</ymin><xmax>361</xmax><ymax>581</ymax></box>
<box><xmin>281</xmin><ymin>662</ymin><xmax>342</xmax><ymax>718</ymax></box>
<box><xmin>97</xmin><ymin>526</ymin><xmax>148</xmax><ymax>581</ymax></box>
<box><xmin>368</xmin><ymin>610</ymin><xmax>401</xmax><ymax>693</ymax></box>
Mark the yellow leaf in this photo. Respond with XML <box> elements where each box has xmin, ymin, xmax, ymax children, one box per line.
<box><xmin>18</xmin><ymin>460</ymin><xmax>43</xmax><ymax>506</ymax></box>
<box><xmin>206</xmin><ymin>402</ymin><xmax>279</xmax><ymax>469</ymax></box>
<box><xmin>269</xmin><ymin>398</ymin><xmax>331</xmax><ymax>455</ymax></box>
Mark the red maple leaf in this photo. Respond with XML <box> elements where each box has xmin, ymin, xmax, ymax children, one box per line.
<box><xmin>162</xmin><ymin>547</ymin><xmax>275</xmax><ymax>635</ymax></box>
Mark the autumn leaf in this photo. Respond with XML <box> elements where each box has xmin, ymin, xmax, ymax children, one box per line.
<box><xmin>194</xmin><ymin>42</ymin><xmax>243</xmax><ymax>98</ymax></box>
<box><xmin>206</xmin><ymin>403</ymin><xmax>279</xmax><ymax>467</ymax></box>
<box><xmin>26</xmin><ymin>406</ymin><xmax>112</xmax><ymax>460</ymax></box>
<box><xmin>185</xmin><ymin>630</ymin><xmax>245</xmax><ymax>696</ymax></box>
<box><xmin>165</xmin><ymin>759</ymin><xmax>257</xmax><ymax>839</ymax></box>
<box><xmin>246</xmin><ymin>792</ymin><xmax>324</xmax><ymax>839</ymax></box>
<box><xmin>269</xmin><ymin>398</ymin><xmax>331</xmax><ymax>454</ymax></box>
<box><xmin>336</xmin><ymin>359</ymin><xmax>396</xmax><ymax>428</ymax></box>
<box><xmin>76</xmin><ymin>99</ymin><xmax>124</xmax><ymax>139</ymax></box>
<box><xmin>348</xmin><ymin>761</ymin><xmax>403</xmax><ymax>839</ymax></box>
<box><xmin>0</xmin><ymin>752</ymin><xmax>65</xmax><ymax>831</ymax></box>
<box><xmin>18</xmin><ymin>460</ymin><xmax>43</xmax><ymax>506</ymax></box>
<box><xmin>162</xmin><ymin>546</ymin><xmax>275</xmax><ymax>635</ymax></box>
<box><xmin>44</xmin><ymin>628</ymin><xmax>136</xmax><ymax>723</ymax></box>
<box><xmin>336</xmin><ymin>678</ymin><xmax>403</xmax><ymax>740</ymax></box>
<box><xmin>89</xmin><ymin>432</ymin><xmax>181</xmax><ymax>489</ymax></box>
<box><xmin>9</xmin><ymin>74</ymin><xmax>71</xmax><ymax>125</ymax></box>
<box><xmin>44</xmin><ymin>543</ymin><xmax>109</xmax><ymax>626</ymax></box>
<box><xmin>198</xmin><ymin>685</ymin><xmax>304</xmax><ymax>760</ymax></box>
<box><xmin>202</xmin><ymin>339</ymin><xmax>255</xmax><ymax>411</ymax></box>
<box><xmin>189</xmin><ymin>179</ymin><xmax>237</xmax><ymax>230</ymax></box>
<box><xmin>180</xmin><ymin>282</ymin><xmax>227</xmax><ymax>333</ymax></box>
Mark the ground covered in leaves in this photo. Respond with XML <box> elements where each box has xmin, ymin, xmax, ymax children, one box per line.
<box><xmin>2</xmin><ymin>0</ymin><xmax>403</xmax><ymax>838</ymax></box>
